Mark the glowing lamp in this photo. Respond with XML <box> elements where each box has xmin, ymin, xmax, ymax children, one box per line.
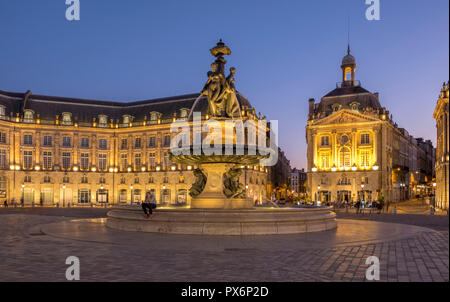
<box><xmin>312</xmin><ymin>167</ymin><xmax>318</xmax><ymax>172</ymax></box>
<box><xmin>109</xmin><ymin>168</ymin><xmax>114</xmax><ymax>173</ymax></box>
<box><xmin>171</xmin><ymin>166</ymin><xmax>176</xmax><ymax>171</ymax></box>
<box><xmin>10</xmin><ymin>165</ymin><xmax>15</xmax><ymax>171</ymax></box>
<box><xmin>351</xmin><ymin>165</ymin><xmax>357</xmax><ymax>171</ymax></box>
<box><xmin>91</xmin><ymin>167</ymin><xmax>97</xmax><ymax>172</ymax></box>
<box><xmin>127</xmin><ymin>167</ymin><xmax>132</xmax><ymax>172</ymax></box>
<box><xmin>331</xmin><ymin>166</ymin><xmax>337</xmax><ymax>172</ymax></box>
<box><xmin>141</xmin><ymin>167</ymin><xmax>146</xmax><ymax>172</ymax></box>
<box><xmin>73</xmin><ymin>166</ymin><xmax>79</xmax><ymax>172</ymax></box>
<box><xmin>35</xmin><ymin>165</ymin><xmax>41</xmax><ymax>171</ymax></box>
<box><xmin>373</xmin><ymin>165</ymin><xmax>379</xmax><ymax>171</ymax></box>
<box><xmin>156</xmin><ymin>166</ymin><xmax>161</xmax><ymax>171</ymax></box>
<box><xmin>15</xmin><ymin>165</ymin><xmax>20</xmax><ymax>171</ymax></box>
<box><xmin>187</xmin><ymin>165</ymin><xmax>192</xmax><ymax>171</ymax></box>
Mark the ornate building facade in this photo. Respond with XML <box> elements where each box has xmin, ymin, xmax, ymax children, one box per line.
<box><xmin>433</xmin><ymin>81</ymin><xmax>449</xmax><ymax>210</ymax></box>
<box><xmin>306</xmin><ymin>47</ymin><xmax>434</xmax><ymax>205</ymax></box>
<box><xmin>0</xmin><ymin>89</ymin><xmax>267</xmax><ymax>206</ymax></box>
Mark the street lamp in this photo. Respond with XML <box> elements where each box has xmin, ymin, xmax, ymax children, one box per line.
<box><xmin>21</xmin><ymin>184</ymin><xmax>25</xmax><ymax>206</ymax></box>
<box><xmin>130</xmin><ymin>185</ymin><xmax>133</xmax><ymax>204</ymax></box>
<box><xmin>63</xmin><ymin>184</ymin><xmax>66</xmax><ymax>207</ymax></box>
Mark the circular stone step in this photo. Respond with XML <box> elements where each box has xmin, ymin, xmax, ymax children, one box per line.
<box><xmin>106</xmin><ymin>206</ymin><xmax>337</xmax><ymax>235</ymax></box>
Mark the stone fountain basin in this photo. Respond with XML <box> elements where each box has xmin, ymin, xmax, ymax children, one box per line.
<box><xmin>106</xmin><ymin>206</ymin><xmax>337</xmax><ymax>236</ymax></box>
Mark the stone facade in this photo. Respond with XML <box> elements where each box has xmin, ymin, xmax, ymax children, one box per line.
<box><xmin>0</xmin><ymin>90</ymin><xmax>267</xmax><ymax>206</ymax></box>
<box><xmin>433</xmin><ymin>81</ymin><xmax>449</xmax><ymax>210</ymax></box>
<box><xmin>290</xmin><ymin>168</ymin><xmax>307</xmax><ymax>195</ymax></box>
<box><xmin>305</xmin><ymin>47</ymin><xmax>434</xmax><ymax>206</ymax></box>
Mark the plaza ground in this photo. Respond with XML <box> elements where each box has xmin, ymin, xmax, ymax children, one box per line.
<box><xmin>0</xmin><ymin>199</ymin><xmax>447</xmax><ymax>282</ymax></box>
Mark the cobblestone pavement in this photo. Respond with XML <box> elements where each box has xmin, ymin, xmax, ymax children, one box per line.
<box><xmin>0</xmin><ymin>209</ymin><xmax>448</xmax><ymax>282</ymax></box>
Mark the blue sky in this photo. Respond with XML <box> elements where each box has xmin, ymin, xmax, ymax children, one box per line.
<box><xmin>0</xmin><ymin>0</ymin><xmax>448</xmax><ymax>169</ymax></box>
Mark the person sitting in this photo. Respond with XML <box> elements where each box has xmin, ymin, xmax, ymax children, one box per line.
<box><xmin>142</xmin><ymin>192</ymin><xmax>157</xmax><ymax>219</ymax></box>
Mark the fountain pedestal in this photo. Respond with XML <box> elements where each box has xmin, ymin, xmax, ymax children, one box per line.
<box><xmin>191</xmin><ymin>163</ymin><xmax>253</xmax><ymax>209</ymax></box>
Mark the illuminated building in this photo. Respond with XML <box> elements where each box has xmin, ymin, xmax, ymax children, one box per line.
<box><xmin>306</xmin><ymin>46</ymin><xmax>434</xmax><ymax>205</ymax></box>
<box><xmin>0</xmin><ymin>89</ymin><xmax>267</xmax><ymax>206</ymax></box>
<box><xmin>433</xmin><ymin>81</ymin><xmax>449</xmax><ymax>210</ymax></box>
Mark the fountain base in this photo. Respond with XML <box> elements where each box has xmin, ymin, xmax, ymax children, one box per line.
<box><xmin>106</xmin><ymin>206</ymin><xmax>337</xmax><ymax>236</ymax></box>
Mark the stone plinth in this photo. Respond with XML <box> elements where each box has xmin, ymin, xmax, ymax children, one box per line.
<box><xmin>106</xmin><ymin>206</ymin><xmax>337</xmax><ymax>236</ymax></box>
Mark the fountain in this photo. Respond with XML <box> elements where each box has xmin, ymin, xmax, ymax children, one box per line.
<box><xmin>106</xmin><ymin>41</ymin><xmax>337</xmax><ymax>235</ymax></box>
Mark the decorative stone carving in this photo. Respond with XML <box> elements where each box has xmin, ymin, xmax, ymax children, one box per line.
<box><xmin>189</xmin><ymin>168</ymin><xmax>207</xmax><ymax>197</ymax></box>
<box><xmin>223</xmin><ymin>167</ymin><xmax>246</xmax><ymax>199</ymax></box>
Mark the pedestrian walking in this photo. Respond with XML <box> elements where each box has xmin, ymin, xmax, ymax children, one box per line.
<box><xmin>3</xmin><ymin>199</ymin><xmax>7</xmax><ymax>208</ymax></box>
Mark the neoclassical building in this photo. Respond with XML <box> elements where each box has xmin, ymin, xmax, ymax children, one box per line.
<box><xmin>306</xmin><ymin>47</ymin><xmax>434</xmax><ymax>205</ymax></box>
<box><xmin>433</xmin><ymin>81</ymin><xmax>449</xmax><ymax>210</ymax></box>
<box><xmin>0</xmin><ymin>89</ymin><xmax>267</xmax><ymax>206</ymax></box>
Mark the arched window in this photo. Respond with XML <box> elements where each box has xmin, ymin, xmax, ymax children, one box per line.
<box><xmin>62</xmin><ymin>113</ymin><xmax>72</xmax><ymax>125</ymax></box>
<box><xmin>24</xmin><ymin>110</ymin><xmax>34</xmax><ymax>123</ymax></box>
<box><xmin>339</xmin><ymin>147</ymin><xmax>351</xmax><ymax>168</ymax></box>
<box><xmin>122</xmin><ymin>115</ymin><xmax>132</xmax><ymax>125</ymax></box>
<box><xmin>150</xmin><ymin>112</ymin><xmax>160</xmax><ymax>122</ymax></box>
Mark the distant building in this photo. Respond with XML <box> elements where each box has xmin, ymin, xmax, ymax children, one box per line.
<box><xmin>433</xmin><ymin>81</ymin><xmax>449</xmax><ymax>210</ymax></box>
<box><xmin>267</xmin><ymin>147</ymin><xmax>291</xmax><ymax>200</ymax></box>
<box><xmin>290</xmin><ymin>168</ymin><xmax>307</xmax><ymax>196</ymax></box>
<box><xmin>305</xmin><ymin>46</ymin><xmax>435</xmax><ymax>205</ymax></box>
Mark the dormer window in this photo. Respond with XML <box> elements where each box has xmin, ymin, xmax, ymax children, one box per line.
<box><xmin>179</xmin><ymin>108</ymin><xmax>189</xmax><ymax>118</ymax></box>
<box><xmin>98</xmin><ymin>115</ymin><xmax>108</xmax><ymax>127</ymax></box>
<box><xmin>122</xmin><ymin>115</ymin><xmax>132</xmax><ymax>125</ymax></box>
<box><xmin>24</xmin><ymin>110</ymin><xmax>34</xmax><ymax>123</ymax></box>
<box><xmin>150</xmin><ymin>111</ymin><xmax>160</xmax><ymax>121</ymax></box>
<box><xmin>0</xmin><ymin>106</ymin><xmax>6</xmax><ymax>118</ymax></box>
<box><xmin>350</xmin><ymin>102</ymin><xmax>360</xmax><ymax>111</ymax></box>
<box><xmin>332</xmin><ymin>104</ymin><xmax>342</xmax><ymax>112</ymax></box>
<box><xmin>62</xmin><ymin>112</ymin><xmax>72</xmax><ymax>125</ymax></box>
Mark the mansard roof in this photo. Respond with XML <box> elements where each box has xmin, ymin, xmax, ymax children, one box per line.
<box><xmin>0</xmin><ymin>89</ymin><xmax>252</xmax><ymax>123</ymax></box>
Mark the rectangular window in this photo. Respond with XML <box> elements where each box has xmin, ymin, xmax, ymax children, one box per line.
<box><xmin>134</xmin><ymin>153</ymin><xmax>142</xmax><ymax>170</ymax></box>
<box><xmin>321</xmin><ymin>136</ymin><xmax>330</xmax><ymax>146</ymax></box>
<box><xmin>24</xmin><ymin>134</ymin><xmax>33</xmax><ymax>146</ymax></box>
<box><xmin>43</xmin><ymin>136</ymin><xmax>52</xmax><ymax>147</ymax></box>
<box><xmin>62</xmin><ymin>137</ymin><xmax>71</xmax><ymax>147</ymax></box>
<box><xmin>164</xmin><ymin>152</ymin><xmax>170</xmax><ymax>170</ymax></box>
<box><xmin>120</xmin><ymin>154</ymin><xmax>127</xmax><ymax>171</ymax></box>
<box><xmin>98</xmin><ymin>154</ymin><xmax>107</xmax><ymax>171</ymax></box>
<box><xmin>43</xmin><ymin>152</ymin><xmax>52</xmax><ymax>170</ymax></box>
<box><xmin>320</xmin><ymin>153</ymin><xmax>330</xmax><ymax>169</ymax></box>
<box><xmin>149</xmin><ymin>153</ymin><xmax>156</xmax><ymax>170</ymax></box>
<box><xmin>78</xmin><ymin>189</ymin><xmax>90</xmax><ymax>203</ymax></box>
<box><xmin>361</xmin><ymin>134</ymin><xmax>370</xmax><ymax>145</ymax></box>
<box><xmin>121</xmin><ymin>139</ymin><xmax>127</xmax><ymax>150</ymax></box>
<box><xmin>163</xmin><ymin>135</ymin><xmax>171</xmax><ymax>147</ymax></box>
<box><xmin>0</xmin><ymin>150</ymin><xmax>7</xmax><ymax>169</ymax></box>
<box><xmin>0</xmin><ymin>133</ymin><xmax>6</xmax><ymax>144</ymax></box>
<box><xmin>360</xmin><ymin>151</ymin><xmax>371</xmax><ymax>167</ymax></box>
<box><xmin>23</xmin><ymin>151</ymin><xmax>33</xmax><ymax>169</ymax></box>
<box><xmin>148</xmin><ymin>137</ymin><xmax>156</xmax><ymax>148</ymax></box>
<box><xmin>135</xmin><ymin>138</ymin><xmax>142</xmax><ymax>149</ymax></box>
<box><xmin>81</xmin><ymin>153</ymin><xmax>89</xmax><ymax>170</ymax></box>
<box><xmin>81</xmin><ymin>138</ymin><xmax>89</xmax><ymax>148</ymax></box>
<box><xmin>99</xmin><ymin>139</ymin><xmax>107</xmax><ymax>150</ymax></box>
<box><xmin>62</xmin><ymin>152</ymin><xmax>71</xmax><ymax>170</ymax></box>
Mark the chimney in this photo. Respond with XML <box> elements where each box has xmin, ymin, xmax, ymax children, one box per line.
<box><xmin>308</xmin><ymin>98</ymin><xmax>315</xmax><ymax>119</ymax></box>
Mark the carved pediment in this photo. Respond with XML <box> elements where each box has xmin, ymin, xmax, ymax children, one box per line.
<box><xmin>312</xmin><ymin>110</ymin><xmax>379</xmax><ymax>126</ymax></box>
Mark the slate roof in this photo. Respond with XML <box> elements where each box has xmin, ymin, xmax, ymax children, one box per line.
<box><xmin>0</xmin><ymin>89</ymin><xmax>252</xmax><ymax>123</ymax></box>
<box><xmin>315</xmin><ymin>84</ymin><xmax>382</xmax><ymax>117</ymax></box>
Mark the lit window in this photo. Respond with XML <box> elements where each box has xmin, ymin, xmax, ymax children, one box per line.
<box><xmin>81</xmin><ymin>153</ymin><xmax>89</xmax><ymax>170</ymax></box>
<box><xmin>360</xmin><ymin>151</ymin><xmax>371</xmax><ymax>167</ymax></box>
<box><xmin>24</xmin><ymin>110</ymin><xmax>34</xmax><ymax>123</ymax></box>
<box><xmin>134</xmin><ymin>138</ymin><xmax>142</xmax><ymax>149</ymax></box>
<box><xmin>121</xmin><ymin>139</ymin><xmax>127</xmax><ymax>150</ymax></box>
<box><xmin>62</xmin><ymin>113</ymin><xmax>72</xmax><ymax>125</ymax></box>
<box><xmin>62</xmin><ymin>152</ymin><xmax>71</xmax><ymax>170</ymax></box>
<box><xmin>81</xmin><ymin>138</ymin><xmax>89</xmax><ymax>148</ymax></box>
<box><xmin>361</xmin><ymin>134</ymin><xmax>370</xmax><ymax>145</ymax></box>
<box><xmin>321</xmin><ymin>136</ymin><xmax>330</xmax><ymax>146</ymax></box>
<box><xmin>23</xmin><ymin>134</ymin><xmax>33</xmax><ymax>146</ymax></box>
<box><xmin>43</xmin><ymin>152</ymin><xmax>52</xmax><ymax>170</ymax></box>
<box><xmin>98</xmin><ymin>154</ymin><xmax>107</xmax><ymax>171</ymax></box>
<box><xmin>0</xmin><ymin>150</ymin><xmax>7</xmax><ymax>169</ymax></box>
<box><xmin>339</xmin><ymin>147</ymin><xmax>351</xmax><ymax>168</ymax></box>
<box><xmin>23</xmin><ymin>151</ymin><xmax>33</xmax><ymax>169</ymax></box>
<box><xmin>120</xmin><ymin>154</ymin><xmax>127</xmax><ymax>171</ymax></box>
<box><xmin>98</xmin><ymin>115</ymin><xmax>108</xmax><ymax>127</ymax></box>
<box><xmin>0</xmin><ymin>132</ymin><xmax>6</xmax><ymax>144</ymax></box>
<box><xmin>134</xmin><ymin>153</ymin><xmax>142</xmax><ymax>170</ymax></box>
<box><xmin>148</xmin><ymin>137</ymin><xmax>156</xmax><ymax>148</ymax></box>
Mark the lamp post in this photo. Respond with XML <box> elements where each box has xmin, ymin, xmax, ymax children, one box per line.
<box><xmin>63</xmin><ymin>184</ymin><xmax>66</xmax><ymax>207</ymax></box>
<box><xmin>317</xmin><ymin>185</ymin><xmax>321</xmax><ymax>205</ymax></box>
<box><xmin>130</xmin><ymin>185</ymin><xmax>133</xmax><ymax>205</ymax></box>
<box><xmin>21</xmin><ymin>184</ymin><xmax>24</xmax><ymax>207</ymax></box>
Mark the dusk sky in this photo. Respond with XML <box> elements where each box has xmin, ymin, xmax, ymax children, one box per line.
<box><xmin>0</xmin><ymin>0</ymin><xmax>448</xmax><ymax>169</ymax></box>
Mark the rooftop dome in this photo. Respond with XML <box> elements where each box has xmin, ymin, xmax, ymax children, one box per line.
<box><xmin>342</xmin><ymin>45</ymin><xmax>356</xmax><ymax>66</ymax></box>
